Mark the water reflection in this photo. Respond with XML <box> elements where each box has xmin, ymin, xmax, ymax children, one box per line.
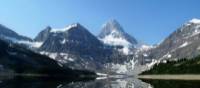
<box><xmin>61</xmin><ymin>77</ymin><xmax>151</xmax><ymax>88</ymax></box>
<box><xmin>0</xmin><ymin>76</ymin><xmax>151</xmax><ymax>88</ymax></box>
<box><xmin>0</xmin><ymin>76</ymin><xmax>95</xmax><ymax>88</ymax></box>
<box><xmin>7</xmin><ymin>76</ymin><xmax>200</xmax><ymax>88</ymax></box>
<box><xmin>4</xmin><ymin>76</ymin><xmax>200</xmax><ymax>88</ymax></box>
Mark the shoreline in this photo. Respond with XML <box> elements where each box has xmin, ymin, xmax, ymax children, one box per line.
<box><xmin>138</xmin><ymin>75</ymin><xmax>200</xmax><ymax>80</ymax></box>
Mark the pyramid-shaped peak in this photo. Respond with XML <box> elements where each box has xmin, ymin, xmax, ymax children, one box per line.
<box><xmin>104</xmin><ymin>19</ymin><xmax>122</xmax><ymax>27</ymax></box>
<box><xmin>107</xmin><ymin>19</ymin><xmax>120</xmax><ymax>25</ymax></box>
<box><xmin>101</xmin><ymin>19</ymin><xmax>125</xmax><ymax>34</ymax></box>
<box><xmin>98</xmin><ymin>19</ymin><xmax>138</xmax><ymax>48</ymax></box>
<box><xmin>99</xmin><ymin>19</ymin><xmax>126</xmax><ymax>37</ymax></box>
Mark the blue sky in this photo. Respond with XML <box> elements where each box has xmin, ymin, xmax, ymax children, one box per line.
<box><xmin>0</xmin><ymin>0</ymin><xmax>200</xmax><ymax>45</ymax></box>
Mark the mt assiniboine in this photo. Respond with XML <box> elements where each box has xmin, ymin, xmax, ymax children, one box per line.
<box><xmin>1</xmin><ymin>18</ymin><xmax>200</xmax><ymax>75</ymax></box>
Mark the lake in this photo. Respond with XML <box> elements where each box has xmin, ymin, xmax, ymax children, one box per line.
<box><xmin>1</xmin><ymin>76</ymin><xmax>200</xmax><ymax>88</ymax></box>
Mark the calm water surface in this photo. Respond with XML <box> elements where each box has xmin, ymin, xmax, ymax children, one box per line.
<box><xmin>1</xmin><ymin>76</ymin><xmax>200</xmax><ymax>88</ymax></box>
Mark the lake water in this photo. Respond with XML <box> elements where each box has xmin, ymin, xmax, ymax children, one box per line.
<box><xmin>1</xmin><ymin>76</ymin><xmax>200</xmax><ymax>88</ymax></box>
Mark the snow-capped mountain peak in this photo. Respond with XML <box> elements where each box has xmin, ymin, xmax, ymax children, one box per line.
<box><xmin>101</xmin><ymin>19</ymin><xmax>125</xmax><ymax>33</ymax></box>
<box><xmin>98</xmin><ymin>19</ymin><xmax>138</xmax><ymax>47</ymax></box>
<box><xmin>98</xmin><ymin>19</ymin><xmax>138</xmax><ymax>55</ymax></box>
<box><xmin>183</xmin><ymin>18</ymin><xmax>200</xmax><ymax>27</ymax></box>
<box><xmin>99</xmin><ymin>19</ymin><xmax>126</xmax><ymax>39</ymax></box>
<box><xmin>178</xmin><ymin>18</ymin><xmax>200</xmax><ymax>38</ymax></box>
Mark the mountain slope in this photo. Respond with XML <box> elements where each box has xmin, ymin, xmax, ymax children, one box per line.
<box><xmin>0</xmin><ymin>24</ymin><xmax>43</xmax><ymax>48</ymax></box>
<box><xmin>0</xmin><ymin>24</ymin><xmax>31</xmax><ymax>41</ymax></box>
<box><xmin>0</xmin><ymin>39</ymin><xmax>95</xmax><ymax>77</ymax></box>
<box><xmin>151</xmin><ymin>18</ymin><xmax>200</xmax><ymax>61</ymax></box>
<box><xmin>129</xmin><ymin>18</ymin><xmax>200</xmax><ymax>74</ymax></box>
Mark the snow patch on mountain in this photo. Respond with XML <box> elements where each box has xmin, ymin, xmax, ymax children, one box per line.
<box><xmin>160</xmin><ymin>53</ymin><xmax>172</xmax><ymax>60</ymax></box>
<box><xmin>61</xmin><ymin>39</ymin><xmax>67</xmax><ymax>44</ymax></box>
<box><xmin>3</xmin><ymin>36</ymin><xmax>43</xmax><ymax>48</ymax></box>
<box><xmin>146</xmin><ymin>59</ymin><xmax>158</xmax><ymax>69</ymax></box>
<box><xmin>183</xmin><ymin>28</ymin><xmax>200</xmax><ymax>39</ymax></box>
<box><xmin>119</xmin><ymin>47</ymin><xmax>130</xmax><ymax>55</ymax></box>
<box><xmin>50</xmin><ymin>23</ymin><xmax>78</xmax><ymax>33</ymax></box>
<box><xmin>181</xmin><ymin>18</ymin><xmax>200</xmax><ymax>38</ymax></box>
<box><xmin>190</xmin><ymin>30</ymin><xmax>200</xmax><ymax>38</ymax></box>
<box><xmin>111</xmin><ymin>64</ymin><xmax>128</xmax><ymax>73</ymax></box>
<box><xmin>99</xmin><ymin>30</ymin><xmax>133</xmax><ymax>55</ymax></box>
<box><xmin>137</xmin><ymin>44</ymin><xmax>154</xmax><ymax>52</ymax></box>
<box><xmin>18</xmin><ymin>41</ymin><xmax>43</xmax><ymax>48</ymax></box>
<box><xmin>104</xmin><ymin>59</ymin><xmax>136</xmax><ymax>74</ymax></box>
<box><xmin>40</xmin><ymin>51</ymin><xmax>74</xmax><ymax>63</ymax></box>
<box><xmin>179</xmin><ymin>42</ymin><xmax>190</xmax><ymax>48</ymax></box>
<box><xmin>99</xmin><ymin>31</ymin><xmax>132</xmax><ymax>47</ymax></box>
<box><xmin>188</xmin><ymin>18</ymin><xmax>200</xmax><ymax>24</ymax></box>
<box><xmin>40</xmin><ymin>51</ymin><xmax>58</xmax><ymax>59</ymax></box>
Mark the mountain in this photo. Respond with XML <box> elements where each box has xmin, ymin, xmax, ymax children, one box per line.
<box><xmin>137</xmin><ymin>18</ymin><xmax>200</xmax><ymax>69</ymax></box>
<box><xmin>0</xmin><ymin>24</ymin><xmax>43</xmax><ymax>48</ymax></box>
<box><xmin>0</xmin><ymin>39</ymin><xmax>95</xmax><ymax>77</ymax></box>
<box><xmin>34</xmin><ymin>23</ymin><xmax>132</xmax><ymax>74</ymax></box>
<box><xmin>6</xmin><ymin>18</ymin><xmax>200</xmax><ymax>75</ymax></box>
<box><xmin>98</xmin><ymin>19</ymin><xmax>138</xmax><ymax>55</ymax></box>
<box><xmin>39</xmin><ymin>23</ymin><xmax>105</xmax><ymax>53</ymax></box>
<box><xmin>0</xmin><ymin>22</ymin><xmax>135</xmax><ymax>74</ymax></box>
<box><xmin>127</xmin><ymin>18</ymin><xmax>200</xmax><ymax>74</ymax></box>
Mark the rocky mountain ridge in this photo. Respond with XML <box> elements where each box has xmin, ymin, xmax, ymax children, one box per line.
<box><xmin>1</xmin><ymin>18</ymin><xmax>200</xmax><ymax>74</ymax></box>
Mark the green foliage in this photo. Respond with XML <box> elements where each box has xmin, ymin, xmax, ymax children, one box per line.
<box><xmin>141</xmin><ymin>55</ymin><xmax>200</xmax><ymax>74</ymax></box>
